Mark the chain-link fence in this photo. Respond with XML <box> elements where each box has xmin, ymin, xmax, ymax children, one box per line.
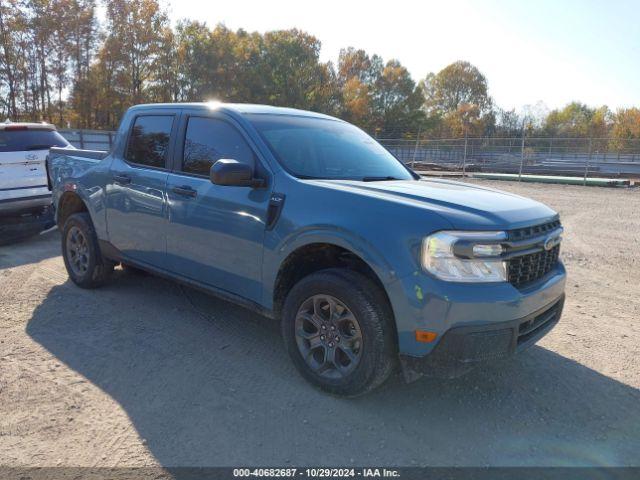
<box><xmin>59</xmin><ymin>129</ymin><xmax>640</xmax><ymax>180</ymax></box>
<box><xmin>378</xmin><ymin>136</ymin><xmax>640</xmax><ymax>179</ymax></box>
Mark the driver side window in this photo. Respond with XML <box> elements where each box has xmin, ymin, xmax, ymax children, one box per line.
<box><xmin>182</xmin><ymin>117</ymin><xmax>256</xmax><ymax>176</ymax></box>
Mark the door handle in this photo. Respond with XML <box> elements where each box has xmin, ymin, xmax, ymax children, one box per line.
<box><xmin>114</xmin><ymin>174</ymin><xmax>131</xmax><ymax>185</ymax></box>
<box><xmin>172</xmin><ymin>185</ymin><xmax>197</xmax><ymax>198</ymax></box>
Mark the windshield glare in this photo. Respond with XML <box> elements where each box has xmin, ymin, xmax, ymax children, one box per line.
<box><xmin>247</xmin><ymin>114</ymin><xmax>414</xmax><ymax>181</ymax></box>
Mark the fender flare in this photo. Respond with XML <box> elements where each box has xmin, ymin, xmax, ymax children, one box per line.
<box><xmin>262</xmin><ymin>225</ymin><xmax>399</xmax><ymax>309</ymax></box>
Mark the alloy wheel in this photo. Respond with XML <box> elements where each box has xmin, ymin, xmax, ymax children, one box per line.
<box><xmin>66</xmin><ymin>226</ymin><xmax>90</xmax><ymax>276</ymax></box>
<box><xmin>294</xmin><ymin>294</ymin><xmax>363</xmax><ymax>379</ymax></box>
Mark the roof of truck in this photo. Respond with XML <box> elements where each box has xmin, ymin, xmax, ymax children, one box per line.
<box><xmin>128</xmin><ymin>102</ymin><xmax>339</xmax><ymax>121</ymax></box>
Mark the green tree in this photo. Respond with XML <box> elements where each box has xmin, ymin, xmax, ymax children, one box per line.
<box><xmin>609</xmin><ymin>107</ymin><xmax>640</xmax><ymax>151</ymax></box>
<box><xmin>421</xmin><ymin>61</ymin><xmax>493</xmax><ymax>137</ymax></box>
<box><xmin>258</xmin><ymin>29</ymin><xmax>339</xmax><ymax>113</ymax></box>
<box><xmin>0</xmin><ymin>0</ymin><xmax>24</xmax><ymax>118</ymax></box>
<box><xmin>337</xmin><ymin>49</ymin><xmax>424</xmax><ymax>136</ymax></box>
<box><xmin>66</xmin><ymin>0</ymin><xmax>99</xmax><ymax>127</ymax></box>
<box><xmin>495</xmin><ymin>108</ymin><xmax>522</xmax><ymax>136</ymax></box>
<box><xmin>372</xmin><ymin>59</ymin><xmax>424</xmax><ymax>137</ymax></box>
<box><xmin>337</xmin><ymin>47</ymin><xmax>382</xmax><ymax>85</ymax></box>
<box><xmin>422</xmin><ymin>61</ymin><xmax>492</xmax><ymax>114</ymax></box>
<box><xmin>174</xmin><ymin>20</ymin><xmax>215</xmax><ymax>101</ymax></box>
<box><xmin>336</xmin><ymin>47</ymin><xmax>383</xmax><ymax>131</ymax></box>
<box><xmin>147</xmin><ymin>26</ymin><xmax>178</xmax><ymax>103</ymax></box>
<box><xmin>4</xmin><ymin>2</ymin><xmax>640</xmax><ymax>140</ymax></box>
<box><xmin>544</xmin><ymin>102</ymin><xmax>611</xmax><ymax>137</ymax></box>
<box><xmin>90</xmin><ymin>0</ymin><xmax>171</xmax><ymax>127</ymax></box>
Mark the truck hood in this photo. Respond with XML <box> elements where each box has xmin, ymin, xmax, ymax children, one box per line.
<box><xmin>306</xmin><ymin>178</ymin><xmax>558</xmax><ymax>229</ymax></box>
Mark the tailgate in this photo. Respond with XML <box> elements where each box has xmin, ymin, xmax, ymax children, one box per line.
<box><xmin>0</xmin><ymin>150</ymin><xmax>49</xmax><ymax>192</ymax></box>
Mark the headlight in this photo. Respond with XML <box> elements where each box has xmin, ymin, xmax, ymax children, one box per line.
<box><xmin>422</xmin><ymin>231</ymin><xmax>507</xmax><ymax>283</ymax></box>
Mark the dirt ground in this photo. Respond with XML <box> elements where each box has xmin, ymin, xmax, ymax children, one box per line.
<box><xmin>0</xmin><ymin>180</ymin><xmax>639</xmax><ymax>468</ymax></box>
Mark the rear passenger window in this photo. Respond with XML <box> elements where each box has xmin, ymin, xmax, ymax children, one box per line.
<box><xmin>125</xmin><ymin>115</ymin><xmax>174</xmax><ymax>168</ymax></box>
<box><xmin>182</xmin><ymin>117</ymin><xmax>256</xmax><ymax>176</ymax></box>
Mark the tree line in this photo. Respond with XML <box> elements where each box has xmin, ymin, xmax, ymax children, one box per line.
<box><xmin>1</xmin><ymin>0</ymin><xmax>639</xmax><ymax>143</ymax></box>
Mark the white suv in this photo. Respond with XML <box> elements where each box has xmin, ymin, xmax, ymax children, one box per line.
<box><xmin>0</xmin><ymin>121</ymin><xmax>71</xmax><ymax>244</ymax></box>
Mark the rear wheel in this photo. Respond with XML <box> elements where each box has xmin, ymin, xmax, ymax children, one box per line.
<box><xmin>282</xmin><ymin>269</ymin><xmax>396</xmax><ymax>396</ymax></box>
<box><xmin>61</xmin><ymin>213</ymin><xmax>113</xmax><ymax>288</ymax></box>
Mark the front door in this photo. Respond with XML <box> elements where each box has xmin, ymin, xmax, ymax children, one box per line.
<box><xmin>165</xmin><ymin>114</ymin><xmax>271</xmax><ymax>303</ymax></box>
<box><xmin>105</xmin><ymin>114</ymin><xmax>177</xmax><ymax>268</ymax></box>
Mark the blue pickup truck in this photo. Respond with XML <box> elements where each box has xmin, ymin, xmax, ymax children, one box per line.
<box><xmin>47</xmin><ymin>103</ymin><xmax>566</xmax><ymax>396</ymax></box>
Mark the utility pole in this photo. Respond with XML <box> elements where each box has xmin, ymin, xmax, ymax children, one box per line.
<box><xmin>462</xmin><ymin>131</ymin><xmax>468</xmax><ymax>178</ymax></box>
<box><xmin>584</xmin><ymin>138</ymin><xmax>592</xmax><ymax>186</ymax></box>
<box><xmin>411</xmin><ymin>127</ymin><xmax>421</xmax><ymax>169</ymax></box>
<box><xmin>518</xmin><ymin>121</ymin><xmax>526</xmax><ymax>181</ymax></box>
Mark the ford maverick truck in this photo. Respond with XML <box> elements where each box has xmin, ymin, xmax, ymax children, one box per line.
<box><xmin>47</xmin><ymin>103</ymin><xmax>566</xmax><ymax>396</ymax></box>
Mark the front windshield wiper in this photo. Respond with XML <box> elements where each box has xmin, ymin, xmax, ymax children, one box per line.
<box><xmin>361</xmin><ymin>176</ymin><xmax>401</xmax><ymax>182</ymax></box>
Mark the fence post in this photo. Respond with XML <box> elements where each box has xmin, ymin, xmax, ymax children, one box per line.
<box><xmin>411</xmin><ymin>128</ymin><xmax>421</xmax><ymax>169</ymax></box>
<box><xmin>79</xmin><ymin>130</ymin><xmax>84</xmax><ymax>149</ymax></box>
<box><xmin>108</xmin><ymin>131</ymin><xmax>113</xmax><ymax>150</ymax></box>
<box><xmin>518</xmin><ymin>132</ymin><xmax>525</xmax><ymax>181</ymax></box>
<box><xmin>462</xmin><ymin>132</ymin><xmax>468</xmax><ymax>178</ymax></box>
<box><xmin>584</xmin><ymin>138</ymin><xmax>592</xmax><ymax>186</ymax></box>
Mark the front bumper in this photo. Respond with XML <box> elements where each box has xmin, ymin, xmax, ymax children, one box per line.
<box><xmin>400</xmin><ymin>295</ymin><xmax>564</xmax><ymax>380</ymax></box>
<box><xmin>387</xmin><ymin>258</ymin><xmax>566</xmax><ymax>357</ymax></box>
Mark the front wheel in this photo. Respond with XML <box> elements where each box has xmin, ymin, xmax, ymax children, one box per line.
<box><xmin>282</xmin><ymin>269</ymin><xmax>396</xmax><ymax>396</ymax></box>
<box><xmin>61</xmin><ymin>212</ymin><xmax>114</xmax><ymax>288</ymax></box>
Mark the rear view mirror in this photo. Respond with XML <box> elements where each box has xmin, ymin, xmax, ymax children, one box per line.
<box><xmin>210</xmin><ymin>159</ymin><xmax>263</xmax><ymax>188</ymax></box>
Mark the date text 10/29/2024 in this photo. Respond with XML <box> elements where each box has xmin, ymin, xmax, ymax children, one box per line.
<box><xmin>233</xmin><ymin>468</ymin><xmax>401</xmax><ymax>478</ymax></box>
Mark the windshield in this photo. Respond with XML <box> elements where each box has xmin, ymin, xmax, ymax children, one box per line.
<box><xmin>0</xmin><ymin>128</ymin><xmax>70</xmax><ymax>153</ymax></box>
<box><xmin>247</xmin><ymin>114</ymin><xmax>414</xmax><ymax>181</ymax></box>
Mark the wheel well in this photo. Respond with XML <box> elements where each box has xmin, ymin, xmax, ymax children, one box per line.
<box><xmin>273</xmin><ymin>243</ymin><xmax>392</xmax><ymax>317</ymax></box>
<box><xmin>56</xmin><ymin>192</ymin><xmax>88</xmax><ymax>228</ymax></box>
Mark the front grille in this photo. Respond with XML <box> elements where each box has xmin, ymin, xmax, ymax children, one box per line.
<box><xmin>506</xmin><ymin>219</ymin><xmax>562</xmax><ymax>288</ymax></box>
<box><xmin>508</xmin><ymin>244</ymin><xmax>560</xmax><ymax>287</ymax></box>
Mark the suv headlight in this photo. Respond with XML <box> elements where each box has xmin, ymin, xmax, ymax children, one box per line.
<box><xmin>422</xmin><ymin>231</ymin><xmax>507</xmax><ymax>283</ymax></box>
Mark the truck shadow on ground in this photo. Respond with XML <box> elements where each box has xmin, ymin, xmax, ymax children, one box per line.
<box><xmin>26</xmin><ymin>272</ymin><xmax>640</xmax><ymax>467</ymax></box>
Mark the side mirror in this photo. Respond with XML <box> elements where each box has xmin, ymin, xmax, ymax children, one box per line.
<box><xmin>210</xmin><ymin>159</ymin><xmax>264</xmax><ymax>188</ymax></box>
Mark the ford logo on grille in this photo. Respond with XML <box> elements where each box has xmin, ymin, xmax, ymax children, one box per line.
<box><xmin>544</xmin><ymin>234</ymin><xmax>561</xmax><ymax>251</ymax></box>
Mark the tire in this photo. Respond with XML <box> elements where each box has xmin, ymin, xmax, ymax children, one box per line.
<box><xmin>61</xmin><ymin>212</ymin><xmax>114</xmax><ymax>288</ymax></box>
<box><xmin>281</xmin><ymin>268</ymin><xmax>397</xmax><ymax>396</ymax></box>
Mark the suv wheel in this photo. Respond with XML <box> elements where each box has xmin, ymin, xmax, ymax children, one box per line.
<box><xmin>61</xmin><ymin>212</ymin><xmax>113</xmax><ymax>288</ymax></box>
<box><xmin>282</xmin><ymin>269</ymin><xmax>396</xmax><ymax>396</ymax></box>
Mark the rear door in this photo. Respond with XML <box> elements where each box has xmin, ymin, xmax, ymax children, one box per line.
<box><xmin>105</xmin><ymin>113</ymin><xmax>178</xmax><ymax>269</ymax></box>
<box><xmin>165</xmin><ymin>112</ymin><xmax>272</xmax><ymax>303</ymax></box>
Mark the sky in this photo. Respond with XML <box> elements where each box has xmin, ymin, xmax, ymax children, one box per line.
<box><xmin>159</xmin><ymin>0</ymin><xmax>640</xmax><ymax>113</ymax></box>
